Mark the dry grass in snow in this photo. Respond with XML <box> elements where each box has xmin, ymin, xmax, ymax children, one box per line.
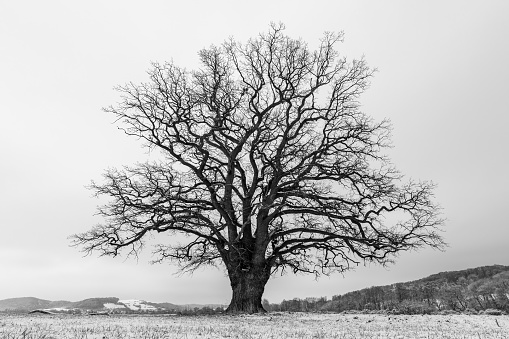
<box><xmin>0</xmin><ymin>312</ymin><xmax>508</xmax><ymax>338</ymax></box>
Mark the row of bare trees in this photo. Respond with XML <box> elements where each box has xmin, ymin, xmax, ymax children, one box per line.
<box><xmin>261</xmin><ymin>267</ymin><xmax>509</xmax><ymax>314</ymax></box>
<box><xmin>322</xmin><ymin>267</ymin><xmax>509</xmax><ymax>313</ymax></box>
<box><xmin>264</xmin><ymin>297</ymin><xmax>328</xmax><ymax>312</ymax></box>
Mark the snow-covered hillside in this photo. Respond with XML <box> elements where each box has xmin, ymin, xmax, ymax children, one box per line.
<box><xmin>103</xmin><ymin>303</ymin><xmax>126</xmax><ymax>310</ymax></box>
<box><xmin>118</xmin><ymin>299</ymin><xmax>158</xmax><ymax>311</ymax></box>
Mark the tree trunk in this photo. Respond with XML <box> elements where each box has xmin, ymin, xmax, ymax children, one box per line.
<box><xmin>226</xmin><ymin>265</ymin><xmax>270</xmax><ymax>314</ymax></box>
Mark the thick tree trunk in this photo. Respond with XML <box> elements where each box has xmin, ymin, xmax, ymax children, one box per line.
<box><xmin>226</xmin><ymin>265</ymin><xmax>270</xmax><ymax>314</ymax></box>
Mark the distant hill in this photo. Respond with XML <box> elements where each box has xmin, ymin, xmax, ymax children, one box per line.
<box><xmin>0</xmin><ymin>297</ymin><xmax>51</xmax><ymax>311</ymax></box>
<box><xmin>0</xmin><ymin>297</ymin><xmax>225</xmax><ymax>313</ymax></box>
<box><xmin>318</xmin><ymin>264</ymin><xmax>509</xmax><ymax>313</ymax></box>
<box><xmin>72</xmin><ymin>297</ymin><xmax>121</xmax><ymax>310</ymax></box>
<box><xmin>0</xmin><ymin>297</ymin><xmax>75</xmax><ymax>311</ymax></box>
<box><xmin>265</xmin><ymin>265</ymin><xmax>509</xmax><ymax>313</ymax></box>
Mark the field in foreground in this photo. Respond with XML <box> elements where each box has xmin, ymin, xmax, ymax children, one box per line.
<box><xmin>0</xmin><ymin>313</ymin><xmax>508</xmax><ymax>339</ymax></box>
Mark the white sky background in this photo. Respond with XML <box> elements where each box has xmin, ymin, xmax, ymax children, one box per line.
<box><xmin>1</xmin><ymin>0</ymin><xmax>508</xmax><ymax>304</ymax></box>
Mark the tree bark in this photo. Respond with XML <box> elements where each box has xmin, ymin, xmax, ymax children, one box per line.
<box><xmin>226</xmin><ymin>264</ymin><xmax>270</xmax><ymax>314</ymax></box>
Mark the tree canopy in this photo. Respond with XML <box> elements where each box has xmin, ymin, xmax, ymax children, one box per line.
<box><xmin>72</xmin><ymin>23</ymin><xmax>445</xmax><ymax>313</ymax></box>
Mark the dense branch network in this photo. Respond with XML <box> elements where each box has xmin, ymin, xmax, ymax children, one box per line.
<box><xmin>72</xmin><ymin>24</ymin><xmax>444</xmax><ymax>279</ymax></box>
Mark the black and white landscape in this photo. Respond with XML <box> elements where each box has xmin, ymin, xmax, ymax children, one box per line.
<box><xmin>1</xmin><ymin>0</ymin><xmax>508</xmax><ymax>318</ymax></box>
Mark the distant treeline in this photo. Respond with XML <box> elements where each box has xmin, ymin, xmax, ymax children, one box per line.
<box><xmin>265</xmin><ymin>265</ymin><xmax>509</xmax><ymax>314</ymax></box>
<box><xmin>264</xmin><ymin>297</ymin><xmax>328</xmax><ymax>312</ymax></box>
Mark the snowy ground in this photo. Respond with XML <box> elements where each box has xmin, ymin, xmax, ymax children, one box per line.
<box><xmin>0</xmin><ymin>313</ymin><xmax>508</xmax><ymax>338</ymax></box>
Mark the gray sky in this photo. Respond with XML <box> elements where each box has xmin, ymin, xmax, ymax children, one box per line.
<box><xmin>1</xmin><ymin>0</ymin><xmax>508</xmax><ymax>305</ymax></box>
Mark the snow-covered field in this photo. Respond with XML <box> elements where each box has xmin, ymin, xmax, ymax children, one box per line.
<box><xmin>0</xmin><ymin>313</ymin><xmax>508</xmax><ymax>338</ymax></box>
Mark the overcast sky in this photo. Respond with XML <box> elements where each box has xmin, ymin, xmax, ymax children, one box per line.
<box><xmin>1</xmin><ymin>1</ymin><xmax>508</xmax><ymax>305</ymax></box>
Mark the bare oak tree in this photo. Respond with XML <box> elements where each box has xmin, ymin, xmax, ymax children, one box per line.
<box><xmin>72</xmin><ymin>24</ymin><xmax>444</xmax><ymax>313</ymax></box>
